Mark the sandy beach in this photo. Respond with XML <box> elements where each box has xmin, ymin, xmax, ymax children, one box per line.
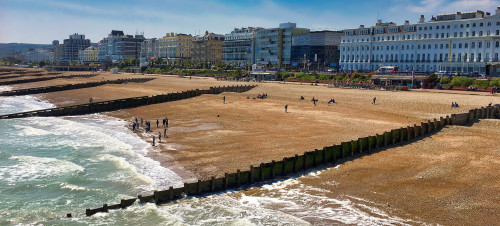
<box><xmin>4</xmin><ymin>70</ymin><xmax>500</xmax><ymax>224</ymax></box>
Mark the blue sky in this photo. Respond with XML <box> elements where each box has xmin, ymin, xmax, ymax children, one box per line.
<box><xmin>1</xmin><ymin>0</ymin><xmax>499</xmax><ymax>43</ymax></box>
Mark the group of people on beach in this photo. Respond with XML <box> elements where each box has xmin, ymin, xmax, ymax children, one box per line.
<box><xmin>287</xmin><ymin>96</ymin><xmax>377</xmax><ymax>112</ymax></box>
<box><xmin>256</xmin><ymin>93</ymin><xmax>268</xmax><ymax>99</ymax></box>
<box><xmin>451</xmin><ymin>102</ymin><xmax>460</xmax><ymax>108</ymax></box>
<box><xmin>491</xmin><ymin>86</ymin><xmax>498</xmax><ymax>94</ymax></box>
<box><xmin>131</xmin><ymin>116</ymin><xmax>170</xmax><ymax>147</ymax></box>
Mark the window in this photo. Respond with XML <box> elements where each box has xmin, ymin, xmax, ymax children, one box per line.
<box><xmin>453</xmin><ymin>44</ymin><xmax>456</xmax><ymax>49</ymax></box>
<box><xmin>423</xmin><ymin>45</ymin><xmax>426</xmax><ymax>49</ymax></box>
<box><xmin>472</xmin><ymin>31</ymin><xmax>475</xmax><ymax>36</ymax></box>
<box><xmin>479</xmin><ymin>42</ymin><xmax>482</xmax><ymax>48</ymax></box>
<box><xmin>424</xmin><ymin>34</ymin><xmax>427</xmax><ymax>39</ymax></box>
<box><xmin>435</xmin><ymin>33</ymin><xmax>439</xmax><ymax>38</ymax></box>
<box><xmin>441</xmin><ymin>33</ymin><xmax>444</xmax><ymax>38</ymax></box>
<box><xmin>460</xmin><ymin>24</ymin><xmax>464</xmax><ymax>28</ymax></box>
<box><xmin>459</xmin><ymin>43</ymin><xmax>462</xmax><ymax>48</ymax></box>
<box><xmin>497</xmin><ymin>30</ymin><xmax>499</xmax><ymax>36</ymax></box>
<box><xmin>487</xmin><ymin>42</ymin><xmax>491</xmax><ymax>48</ymax></box>
<box><xmin>465</xmin><ymin>43</ymin><xmax>468</xmax><ymax>48</ymax></box>
<box><xmin>419</xmin><ymin>27</ymin><xmax>422</xmax><ymax>30</ymax></box>
<box><xmin>472</xmin><ymin>23</ymin><xmax>476</xmax><ymax>27</ymax></box>
<box><xmin>471</xmin><ymin>42</ymin><xmax>475</xmax><ymax>48</ymax></box>
<box><xmin>424</xmin><ymin>27</ymin><xmax>428</xmax><ymax>30</ymax></box>
<box><xmin>435</xmin><ymin>44</ymin><xmax>438</xmax><ymax>48</ymax></box>
<box><xmin>487</xmin><ymin>31</ymin><xmax>491</xmax><ymax>36</ymax></box>
<box><xmin>440</xmin><ymin>44</ymin><xmax>444</xmax><ymax>49</ymax></box>
<box><xmin>466</xmin><ymin>24</ymin><xmax>470</xmax><ymax>28</ymax></box>
<box><xmin>488</xmin><ymin>22</ymin><xmax>491</xmax><ymax>26</ymax></box>
<box><xmin>428</xmin><ymin>44</ymin><xmax>431</xmax><ymax>49</ymax></box>
<box><xmin>446</xmin><ymin>44</ymin><xmax>449</xmax><ymax>49</ymax></box>
<box><xmin>454</xmin><ymin>32</ymin><xmax>457</xmax><ymax>37</ymax></box>
<box><xmin>447</xmin><ymin>25</ymin><xmax>450</xmax><ymax>29</ymax></box>
<box><xmin>497</xmin><ymin>41</ymin><xmax>500</xmax><ymax>48</ymax></box>
<box><xmin>479</xmin><ymin>31</ymin><xmax>483</xmax><ymax>36</ymax></box>
<box><xmin>480</xmin><ymin>23</ymin><xmax>483</xmax><ymax>27</ymax></box>
<box><xmin>436</xmin><ymin>26</ymin><xmax>439</xmax><ymax>30</ymax></box>
<box><xmin>466</xmin><ymin>32</ymin><xmax>469</xmax><ymax>37</ymax></box>
<box><xmin>460</xmin><ymin>32</ymin><xmax>463</xmax><ymax>37</ymax></box>
<box><xmin>418</xmin><ymin>45</ymin><xmax>421</xmax><ymax>49</ymax></box>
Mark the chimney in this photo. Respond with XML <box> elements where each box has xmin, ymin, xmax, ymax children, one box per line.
<box><xmin>360</xmin><ymin>25</ymin><xmax>365</xmax><ymax>28</ymax></box>
<box><xmin>405</xmin><ymin>20</ymin><xmax>409</xmax><ymax>25</ymax></box>
<box><xmin>419</xmin><ymin>15</ymin><xmax>425</xmax><ymax>23</ymax></box>
<box><xmin>486</xmin><ymin>12</ymin><xmax>491</xmax><ymax>17</ymax></box>
<box><xmin>456</xmin><ymin>12</ymin><xmax>462</xmax><ymax>20</ymax></box>
<box><xmin>496</xmin><ymin>7</ymin><xmax>500</xmax><ymax>15</ymax></box>
<box><xmin>476</xmin><ymin>11</ymin><xmax>483</xmax><ymax>18</ymax></box>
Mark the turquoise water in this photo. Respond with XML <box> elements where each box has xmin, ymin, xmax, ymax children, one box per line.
<box><xmin>0</xmin><ymin>86</ymin><xmax>418</xmax><ymax>225</ymax></box>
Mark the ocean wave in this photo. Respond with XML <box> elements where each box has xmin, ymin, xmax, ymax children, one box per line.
<box><xmin>0</xmin><ymin>156</ymin><xmax>84</xmax><ymax>183</ymax></box>
<box><xmin>13</xmin><ymin>125</ymin><xmax>52</xmax><ymax>136</ymax></box>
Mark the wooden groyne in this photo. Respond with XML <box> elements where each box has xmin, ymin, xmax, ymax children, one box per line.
<box><xmin>78</xmin><ymin>105</ymin><xmax>499</xmax><ymax>217</ymax></box>
<box><xmin>0</xmin><ymin>85</ymin><xmax>257</xmax><ymax>119</ymax></box>
<box><xmin>0</xmin><ymin>78</ymin><xmax>155</xmax><ymax>96</ymax></box>
<box><xmin>0</xmin><ymin>74</ymin><xmax>96</xmax><ymax>86</ymax></box>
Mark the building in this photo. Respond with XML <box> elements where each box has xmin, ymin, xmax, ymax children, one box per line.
<box><xmin>223</xmin><ymin>27</ymin><xmax>263</xmax><ymax>67</ymax></box>
<box><xmin>78</xmin><ymin>46</ymin><xmax>99</xmax><ymax>63</ymax></box>
<box><xmin>61</xmin><ymin>33</ymin><xmax>91</xmax><ymax>62</ymax></box>
<box><xmin>24</xmin><ymin>48</ymin><xmax>54</xmax><ymax>63</ymax></box>
<box><xmin>191</xmin><ymin>31</ymin><xmax>224</xmax><ymax>65</ymax></box>
<box><xmin>254</xmin><ymin>23</ymin><xmax>309</xmax><ymax>69</ymax></box>
<box><xmin>340</xmin><ymin>8</ymin><xmax>500</xmax><ymax>75</ymax></box>
<box><xmin>140</xmin><ymin>38</ymin><xmax>159</xmax><ymax>63</ymax></box>
<box><xmin>98</xmin><ymin>30</ymin><xmax>145</xmax><ymax>62</ymax></box>
<box><xmin>52</xmin><ymin>40</ymin><xmax>62</xmax><ymax>62</ymax></box>
<box><xmin>158</xmin><ymin>33</ymin><xmax>193</xmax><ymax>62</ymax></box>
<box><xmin>291</xmin><ymin>30</ymin><xmax>342</xmax><ymax>70</ymax></box>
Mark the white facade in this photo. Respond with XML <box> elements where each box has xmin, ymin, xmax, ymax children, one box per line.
<box><xmin>340</xmin><ymin>9</ymin><xmax>500</xmax><ymax>74</ymax></box>
<box><xmin>78</xmin><ymin>46</ymin><xmax>99</xmax><ymax>62</ymax></box>
<box><xmin>24</xmin><ymin>48</ymin><xmax>54</xmax><ymax>63</ymax></box>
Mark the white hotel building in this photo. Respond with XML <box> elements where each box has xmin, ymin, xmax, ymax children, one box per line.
<box><xmin>340</xmin><ymin>8</ymin><xmax>500</xmax><ymax>75</ymax></box>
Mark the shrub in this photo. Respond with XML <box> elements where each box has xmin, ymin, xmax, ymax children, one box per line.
<box><xmin>441</xmin><ymin>76</ymin><xmax>451</xmax><ymax>85</ymax></box>
<box><xmin>489</xmin><ymin>79</ymin><xmax>500</xmax><ymax>87</ymax></box>
<box><xmin>473</xmin><ymin>79</ymin><xmax>490</xmax><ymax>88</ymax></box>
<box><xmin>450</xmin><ymin>76</ymin><xmax>474</xmax><ymax>87</ymax></box>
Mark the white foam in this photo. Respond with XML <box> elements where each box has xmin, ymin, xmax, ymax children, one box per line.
<box><xmin>0</xmin><ymin>95</ymin><xmax>54</xmax><ymax>114</ymax></box>
<box><xmin>13</xmin><ymin>125</ymin><xmax>52</xmax><ymax>136</ymax></box>
<box><xmin>0</xmin><ymin>86</ymin><xmax>12</xmax><ymax>92</ymax></box>
<box><xmin>0</xmin><ymin>156</ymin><xmax>84</xmax><ymax>184</ymax></box>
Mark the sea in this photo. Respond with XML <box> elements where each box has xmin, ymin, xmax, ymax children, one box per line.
<box><xmin>0</xmin><ymin>85</ymin><xmax>418</xmax><ymax>225</ymax></box>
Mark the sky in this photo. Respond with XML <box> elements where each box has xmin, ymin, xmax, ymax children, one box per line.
<box><xmin>0</xmin><ymin>0</ymin><xmax>499</xmax><ymax>44</ymax></box>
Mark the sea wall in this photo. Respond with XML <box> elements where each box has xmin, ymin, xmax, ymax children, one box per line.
<box><xmin>0</xmin><ymin>85</ymin><xmax>257</xmax><ymax>119</ymax></box>
<box><xmin>81</xmin><ymin>104</ymin><xmax>500</xmax><ymax>217</ymax></box>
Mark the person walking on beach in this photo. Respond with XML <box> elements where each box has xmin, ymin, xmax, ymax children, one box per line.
<box><xmin>285</xmin><ymin>104</ymin><xmax>288</xmax><ymax>113</ymax></box>
<box><xmin>223</xmin><ymin>96</ymin><xmax>226</xmax><ymax>104</ymax></box>
<box><xmin>156</xmin><ymin>119</ymin><xmax>159</xmax><ymax>128</ymax></box>
<box><xmin>152</xmin><ymin>136</ymin><xmax>155</xmax><ymax>146</ymax></box>
<box><xmin>166</xmin><ymin>117</ymin><xmax>169</xmax><ymax>127</ymax></box>
<box><xmin>164</xmin><ymin>128</ymin><xmax>167</xmax><ymax>138</ymax></box>
<box><xmin>141</xmin><ymin>118</ymin><xmax>143</xmax><ymax>126</ymax></box>
<box><xmin>372</xmin><ymin>97</ymin><xmax>376</xmax><ymax>105</ymax></box>
<box><xmin>132</xmin><ymin>122</ymin><xmax>136</xmax><ymax>131</ymax></box>
<box><xmin>89</xmin><ymin>97</ymin><xmax>93</xmax><ymax>103</ymax></box>
<box><xmin>158</xmin><ymin>132</ymin><xmax>162</xmax><ymax>143</ymax></box>
<box><xmin>311</xmin><ymin>97</ymin><xmax>317</xmax><ymax>106</ymax></box>
<box><xmin>162</xmin><ymin>118</ymin><xmax>166</xmax><ymax>128</ymax></box>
